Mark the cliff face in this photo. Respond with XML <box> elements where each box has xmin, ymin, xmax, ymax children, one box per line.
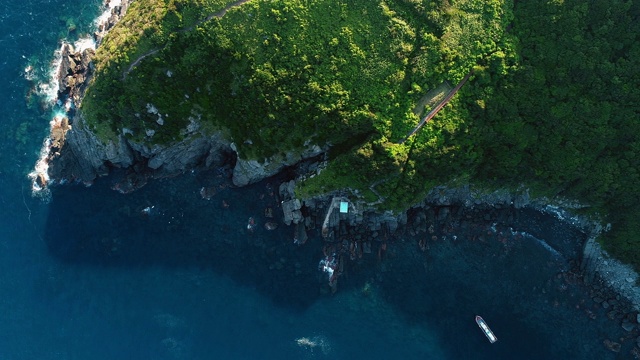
<box><xmin>38</xmin><ymin>0</ymin><xmax>234</xmax><ymax>190</ymax></box>
<box><xmin>231</xmin><ymin>143</ymin><xmax>326</xmax><ymax>187</ymax></box>
<box><xmin>35</xmin><ymin>1</ymin><xmax>640</xmax><ymax>322</ymax></box>
<box><xmin>48</xmin><ymin>112</ymin><xmax>326</xmax><ymax>191</ymax></box>
<box><xmin>47</xmin><ymin>113</ymin><xmax>235</xmax><ymax>190</ymax></box>
<box><xmin>40</xmin><ymin>0</ymin><xmax>334</xmax><ymax>192</ymax></box>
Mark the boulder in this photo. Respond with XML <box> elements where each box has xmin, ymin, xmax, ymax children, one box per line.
<box><xmin>603</xmin><ymin>339</ymin><xmax>621</xmax><ymax>352</ymax></box>
<box><xmin>279</xmin><ymin>180</ymin><xmax>296</xmax><ymax>201</ymax></box>
<box><xmin>57</xmin><ymin>44</ymin><xmax>74</xmax><ymax>92</ymax></box>
<box><xmin>294</xmin><ymin>223</ymin><xmax>308</xmax><ymax>245</ymax></box>
<box><xmin>282</xmin><ymin>199</ymin><xmax>302</xmax><ymax>225</ymax></box>
<box><xmin>623</xmin><ymin>322</ymin><xmax>635</xmax><ymax>332</ymax></box>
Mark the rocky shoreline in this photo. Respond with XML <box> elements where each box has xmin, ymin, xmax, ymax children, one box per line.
<box><xmin>32</xmin><ymin>0</ymin><xmax>640</xmax><ymax>356</ymax></box>
<box><xmin>274</xmin><ymin>176</ymin><xmax>640</xmax><ymax>356</ymax></box>
<box><xmin>31</xmin><ymin>0</ymin><xmax>135</xmax><ymax>192</ymax></box>
<box><xmin>38</xmin><ymin>0</ymin><xmax>324</xmax><ymax>193</ymax></box>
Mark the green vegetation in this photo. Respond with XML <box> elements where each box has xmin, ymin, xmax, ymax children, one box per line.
<box><xmin>82</xmin><ymin>0</ymin><xmax>640</xmax><ymax>269</ymax></box>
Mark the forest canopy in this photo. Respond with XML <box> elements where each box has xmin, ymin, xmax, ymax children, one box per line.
<box><xmin>82</xmin><ymin>0</ymin><xmax>640</xmax><ymax>268</ymax></box>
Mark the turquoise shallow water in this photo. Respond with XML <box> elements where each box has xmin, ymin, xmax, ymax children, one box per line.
<box><xmin>0</xmin><ymin>1</ymin><xmax>632</xmax><ymax>359</ymax></box>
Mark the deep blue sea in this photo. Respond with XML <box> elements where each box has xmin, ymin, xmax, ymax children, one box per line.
<box><xmin>0</xmin><ymin>1</ymin><xmax>632</xmax><ymax>359</ymax></box>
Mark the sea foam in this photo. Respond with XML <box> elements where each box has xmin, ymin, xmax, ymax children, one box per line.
<box><xmin>30</xmin><ymin>0</ymin><xmax>125</xmax><ymax>197</ymax></box>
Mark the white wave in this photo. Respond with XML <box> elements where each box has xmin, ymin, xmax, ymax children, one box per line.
<box><xmin>525</xmin><ymin>233</ymin><xmax>563</xmax><ymax>258</ymax></box>
<box><xmin>30</xmin><ymin>41</ymin><xmax>69</xmax><ymax>197</ymax></box>
<box><xmin>507</xmin><ymin>227</ymin><xmax>564</xmax><ymax>258</ymax></box>
<box><xmin>30</xmin><ymin>0</ymin><xmax>128</xmax><ymax>197</ymax></box>
<box><xmin>29</xmin><ymin>137</ymin><xmax>54</xmax><ymax>201</ymax></box>
<box><xmin>541</xmin><ymin>205</ymin><xmax>584</xmax><ymax>229</ymax></box>
<box><xmin>24</xmin><ymin>64</ymin><xmax>36</xmax><ymax>81</ymax></box>
<box><xmin>29</xmin><ymin>113</ymin><xmax>69</xmax><ymax>195</ymax></box>
<box><xmin>35</xmin><ymin>0</ymin><xmax>119</xmax><ymax>106</ymax></box>
<box><xmin>95</xmin><ymin>0</ymin><xmax>122</xmax><ymax>28</ymax></box>
<box><xmin>74</xmin><ymin>36</ymin><xmax>96</xmax><ymax>52</ymax></box>
<box><xmin>36</xmin><ymin>43</ymin><xmax>65</xmax><ymax>103</ymax></box>
<box><xmin>295</xmin><ymin>335</ymin><xmax>331</xmax><ymax>355</ymax></box>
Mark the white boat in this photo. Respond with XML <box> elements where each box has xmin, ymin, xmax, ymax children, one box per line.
<box><xmin>476</xmin><ymin>315</ymin><xmax>498</xmax><ymax>343</ymax></box>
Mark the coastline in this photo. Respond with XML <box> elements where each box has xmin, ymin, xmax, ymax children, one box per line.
<box><xmin>37</xmin><ymin>169</ymin><xmax>627</xmax><ymax>358</ymax></box>
<box><xmin>29</xmin><ymin>0</ymin><xmax>134</xmax><ymax>197</ymax></box>
<box><xmin>27</xmin><ymin>0</ymin><xmax>640</xmax><ymax>355</ymax></box>
<box><xmin>285</xmin><ymin>179</ymin><xmax>640</xmax><ymax>354</ymax></box>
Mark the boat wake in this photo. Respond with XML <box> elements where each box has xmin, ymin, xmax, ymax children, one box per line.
<box><xmin>505</xmin><ymin>226</ymin><xmax>565</xmax><ymax>260</ymax></box>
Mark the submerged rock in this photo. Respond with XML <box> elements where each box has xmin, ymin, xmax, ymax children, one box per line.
<box><xmin>603</xmin><ymin>339</ymin><xmax>621</xmax><ymax>352</ymax></box>
<box><xmin>622</xmin><ymin>322</ymin><xmax>635</xmax><ymax>332</ymax></box>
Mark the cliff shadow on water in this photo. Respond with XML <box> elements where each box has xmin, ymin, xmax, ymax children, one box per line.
<box><xmin>41</xmin><ymin>170</ymin><xmax>634</xmax><ymax>358</ymax></box>
<box><xmin>42</xmin><ymin>168</ymin><xmax>325</xmax><ymax>310</ymax></box>
<box><xmin>41</xmin><ymin>171</ymin><xmax>589</xmax><ymax>310</ymax></box>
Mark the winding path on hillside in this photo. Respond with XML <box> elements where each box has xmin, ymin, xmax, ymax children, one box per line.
<box><xmin>123</xmin><ymin>0</ymin><xmax>251</xmax><ymax>79</ymax></box>
<box><xmin>398</xmin><ymin>70</ymin><xmax>474</xmax><ymax>144</ymax></box>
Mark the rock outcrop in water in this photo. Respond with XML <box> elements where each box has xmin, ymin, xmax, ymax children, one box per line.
<box><xmin>57</xmin><ymin>44</ymin><xmax>95</xmax><ymax>106</ymax></box>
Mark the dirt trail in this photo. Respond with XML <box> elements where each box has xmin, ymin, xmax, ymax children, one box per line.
<box><xmin>123</xmin><ymin>0</ymin><xmax>251</xmax><ymax>79</ymax></box>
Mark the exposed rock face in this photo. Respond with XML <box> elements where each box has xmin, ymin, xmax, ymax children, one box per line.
<box><xmin>49</xmin><ymin>116</ymin><xmax>72</xmax><ymax>154</ymax></box>
<box><xmin>279</xmin><ymin>180</ymin><xmax>303</xmax><ymax>225</ymax></box>
<box><xmin>282</xmin><ymin>199</ymin><xmax>303</xmax><ymax>225</ymax></box>
<box><xmin>41</xmin><ymin>0</ymin><xmax>239</xmax><ymax>190</ymax></box>
<box><xmin>57</xmin><ymin>44</ymin><xmax>95</xmax><ymax>105</ymax></box>
<box><xmin>48</xmin><ymin>114</ymin><xmax>234</xmax><ymax>188</ymax></box>
<box><xmin>48</xmin><ymin>114</ymin><xmax>121</xmax><ymax>183</ymax></box>
<box><xmin>56</xmin><ymin>0</ymin><xmax>132</xmax><ymax>105</ymax></box>
<box><xmin>582</xmin><ymin>232</ymin><xmax>640</xmax><ymax>311</ymax></box>
<box><xmin>232</xmin><ymin>143</ymin><xmax>325</xmax><ymax>187</ymax></box>
<box><xmin>129</xmin><ymin>133</ymin><xmax>232</xmax><ymax>174</ymax></box>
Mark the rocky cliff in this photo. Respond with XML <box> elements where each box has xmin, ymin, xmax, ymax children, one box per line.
<box><xmin>47</xmin><ymin>112</ymin><xmax>235</xmax><ymax>192</ymax></box>
<box><xmin>46</xmin><ymin>44</ymin><xmax>323</xmax><ymax>192</ymax></box>
<box><xmin>37</xmin><ymin>0</ymin><xmax>325</xmax><ymax>192</ymax></box>
<box><xmin>231</xmin><ymin>143</ymin><xmax>326</xmax><ymax>187</ymax></box>
<box><xmin>37</xmin><ymin>0</ymin><xmax>335</xmax><ymax>193</ymax></box>
<box><xmin>280</xmin><ymin>178</ymin><xmax>640</xmax><ymax>317</ymax></box>
<box><xmin>34</xmin><ymin>0</ymin><xmax>640</xmax><ymax>325</ymax></box>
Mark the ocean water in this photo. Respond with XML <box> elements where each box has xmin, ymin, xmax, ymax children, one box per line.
<box><xmin>0</xmin><ymin>0</ymin><xmax>632</xmax><ymax>359</ymax></box>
